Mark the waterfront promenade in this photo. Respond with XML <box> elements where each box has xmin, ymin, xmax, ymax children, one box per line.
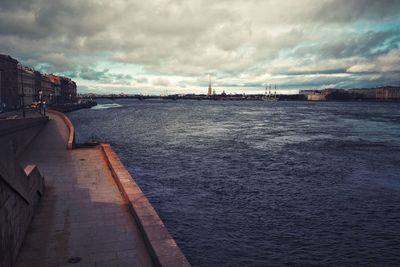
<box><xmin>16</xmin><ymin>113</ymin><xmax>154</xmax><ymax>266</ymax></box>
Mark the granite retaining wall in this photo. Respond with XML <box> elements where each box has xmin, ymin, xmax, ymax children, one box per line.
<box><xmin>47</xmin><ymin>110</ymin><xmax>74</xmax><ymax>149</ymax></box>
<box><xmin>0</xmin><ymin>116</ymin><xmax>49</xmax><ymax>157</ymax></box>
<box><xmin>0</xmin><ymin>118</ymin><xmax>46</xmax><ymax>267</ymax></box>
<box><xmin>102</xmin><ymin>144</ymin><xmax>190</xmax><ymax>267</ymax></box>
<box><xmin>51</xmin><ymin>111</ymin><xmax>191</xmax><ymax>266</ymax></box>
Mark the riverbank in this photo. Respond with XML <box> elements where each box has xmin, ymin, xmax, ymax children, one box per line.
<box><xmin>49</xmin><ymin>100</ymin><xmax>97</xmax><ymax>113</ymax></box>
<box><xmin>15</xmin><ymin>111</ymin><xmax>190</xmax><ymax>266</ymax></box>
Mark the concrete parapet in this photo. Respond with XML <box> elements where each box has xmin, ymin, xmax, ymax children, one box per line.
<box><xmin>0</xmin><ymin>115</ymin><xmax>47</xmax><ymax>266</ymax></box>
<box><xmin>101</xmin><ymin>143</ymin><xmax>191</xmax><ymax>267</ymax></box>
<box><xmin>24</xmin><ymin>165</ymin><xmax>44</xmax><ymax>199</ymax></box>
<box><xmin>0</xmin><ymin>116</ymin><xmax>48</xmax><ymax>157</ymax></box>
<box><xmin>47</xmin><ymin>109</ymin><xmax>75</xmax><ymax>149</ymax></box>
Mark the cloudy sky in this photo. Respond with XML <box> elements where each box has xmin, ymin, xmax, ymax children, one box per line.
<box><xmin>1</xmin><ymin>0</ymin><xmax>400</xmax><ymax>94</ymax></box>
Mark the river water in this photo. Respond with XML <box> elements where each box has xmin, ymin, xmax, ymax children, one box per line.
<box><xmin>69</xmin><ymin>99</ymin><xmax>400</xmax><ymax>266</ymax></box>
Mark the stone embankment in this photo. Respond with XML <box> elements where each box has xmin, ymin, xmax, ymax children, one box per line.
<box><xmin>3</xmin><ymin>110</ymin><xmax>190</xmax><ymax>266</ymax></box>
<box><xmin>49</xmin><ymin>100</ymin><xmax>97</xmax><ymax>113</ymax></box>
<box><xmin>0</xmin><ymin>116</ymin><xmax>47</xmax><ymax>267</ymax></box>
<box><xmin>102</xmin><ymin>144</ymin><xmax>190</xmax><ymax>267</ymax></box>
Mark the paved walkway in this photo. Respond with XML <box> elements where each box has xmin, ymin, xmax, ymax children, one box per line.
<box><xmin>16</xmin><ymin>114</ymin><xmax>154</xmax><ymax>267</ymax></box>
<box><xmin>0</xmin><ymin>108</ymin><xmax>43</xmax><ymax>119</ymax></box>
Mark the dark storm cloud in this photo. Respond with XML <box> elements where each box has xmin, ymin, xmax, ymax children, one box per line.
<box><xmin>79</xmin><ymin>67</ymin><xmax>110</xmax><ymax>81</ymax></box>
<box><xmin>0</xmin><ymin>0</ymin><xmax>108</xmax><ymax>38</ymax></box>
<box><xmin>311</xmin><ymin>0</ymin><xmax>400</xmax><ymax>23</ymax></box>
<box><xmin>0</xmin><ymin>0</ymin><xmax>33</xmax><ymax>11</ymax></box>
<box><xmin>294</xmin><ymin>29</ymin><xmax>400</xmax><ymax>59</ymax></box>
<box><xmin>283</xmin><ymin>69</ymin><xmax>349</xmax><ymax>76</ymax></box>
<box><xmin>76</xmin><ymin>67</ymin><xmax>132</xmax><ymax>84</ymax></box>
<box><xmin>0</xmin><ymin>0</ymin><xmax>399</xmax><ymax>91</ymax></box>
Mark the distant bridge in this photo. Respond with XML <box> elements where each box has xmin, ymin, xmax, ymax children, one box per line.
<box><xmin>95</xmin><ymin>95</ymin><xmax>163</xmax><ymax>100</ymax></box>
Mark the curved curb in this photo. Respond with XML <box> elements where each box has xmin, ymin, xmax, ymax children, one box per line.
<box><xmin>47</xmin><ymin>110</ymin><xmax>75</xmax><ymax>150</ymax></box>
<box><xmin>101</xmin><ymin>144</ymin><xmax>191</xmax><ymax>267</ymax></box>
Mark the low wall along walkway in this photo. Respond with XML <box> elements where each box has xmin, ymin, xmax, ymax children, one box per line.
<box><xmin>0</xmin><ymin>116</ymin><xmax>49</xmax><ymax>156</ymax></box>
<box><xmin>13</xmin><ymin>111</ymin><xmax>190</xmax><ymax>266</ymax></box>
<box><xmin>0</xmin><ymin>117</ymin><xmax>47</xmax><ymax>267</ymax></box>
<box><xmin>47</xmin><ymin>110</ymin><xmax>75</xmax><ymax>149</ymax></box>
<box><xmin>102</xmin><ymin>144</ymin><xmax>190</xmax><ymax>267</ymax></box>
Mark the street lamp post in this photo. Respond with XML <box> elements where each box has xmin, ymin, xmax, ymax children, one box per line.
<box><xmin>39</xmin><ymin>90</ymin><xmax>43</xmax><ymax>115</ymax></box>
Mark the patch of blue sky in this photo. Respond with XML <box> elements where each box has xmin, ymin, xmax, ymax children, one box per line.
<box><xmin>352</xmin><ymin>19</ymin><xmax>400</xmax><ymax>34</ymax></box>
<box><xmin>96</xmin><ymin>60</ymin><xmax>145</xmax><ymax>76</ymax></box>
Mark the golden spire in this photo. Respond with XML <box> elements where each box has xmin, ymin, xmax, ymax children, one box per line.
<box><xmin>207</xmin><ymin>74</ymin><xmax>212</xmax><ymax>96</ymax></box>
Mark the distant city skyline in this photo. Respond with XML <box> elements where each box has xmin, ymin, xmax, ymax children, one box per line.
<box><xmin>1</xmin><ymin>0</ymin><xmax>400</xmax><ymax>94</ymax></box>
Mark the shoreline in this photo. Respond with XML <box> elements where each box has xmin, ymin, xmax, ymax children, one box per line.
<box><xmin>89</xmin><ymin>96</ymin><xmax>400</xmax><ymax>102</ymax></box>
<box><xmin>55</xmin><ymin>111</ymin><xmax>190</xmax><ymax>267</ymax></box>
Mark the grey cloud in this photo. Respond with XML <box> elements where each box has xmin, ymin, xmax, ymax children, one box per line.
<box><xmin>347</xmin><ymin>50</ymin><xmax>400</xmax><ymax>73</ymax></box>
<box><xmin>152</xmin><ymin>78</ymin><xmax>171</xmax><ymax>87</ymax></box>
<box><xmin>1</xmin><ymin>0</ymin><xmax>400</xmax><ymax>91</ymax></box>
<box><xmin>79</xmin><ymin>67</ymin><xmax>109</xmax><ymax>81</ymax></box>
<box><xmin>0</xmin><ymin>0</ymin><xmax>111</xmax><ymax>39</ymax></box>
<box><xmin>134</xmin><ymin>77</ymin><xmax>149</xmax><ymax>84</ymax></box>
<box><xmin>294</xmin><ymin>30</ymin><xmax>400</xmax><ymax>59</ymax></box>
<box><xmin>0</xmin><ymin>0</ymin><xmax>33</xmax><ymax>10</ymax></box>
<box><xmin>312</xmin><ymin>0</ymin><xmax>400</xmax><ymax>24</ymax></box>
<box><xmin>283</xmin><ymin>69</ymin><xmax>348</xmax><ymax>76</ymax></box>
<box><xmin>73</xmin><ymin>67</ymin><xmax>133</xmax><ymax>86</ymax></box>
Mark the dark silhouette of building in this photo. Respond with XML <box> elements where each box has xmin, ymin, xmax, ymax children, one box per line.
<box><xmin>0</xmin><ymin>54</ymin><xmax>78</xmax><ymax>109</ymax></box>
<box><xmin>300</xmin><ymin>87</ymin><xmax>400</xmax><ymax>101</ymax></box>
<box><xmin>60</xmin><ymin>76</ymin><xmax>77</xmax><ymax>103</ymax></box>
<box><xmin>0</xmin><ymin>55</ymin><xmax>19</xmax><ymax>110</ymax></box>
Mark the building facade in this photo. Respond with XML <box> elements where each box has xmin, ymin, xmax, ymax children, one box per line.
<box><xmin>376</xmin><ymin>86</ymin><xmax>400</xmax><ymax>100</ymax></box>
<box><xmin>40</xmin><ymin>75</ymin><xmax>54</xmax><ymax>104</ymax></box>
<box><xmin>0</xmin><ymin>54</ymin><xmax>19</xmax><ymax>110</ymax></box>
<box><xmin>347</xmin><ymin>88</ymin><xmax>377</xmax><ymax>100</ymax></box>
<box><xmin>46</xmin><ymin>74</ymin><xmax>61</xmax><ymax>104</ymax></box>
<box><xmin>1</xmin><ymin>53</ymin><xmax>79</xmax><ymax>109</ymax></box>
<box><xmin>299</xmin><ymin>89</ymin><xmax>327</xmax><ymax>101</ymax></box>
<box><xmin>60</xmin><ymin>77</ymin><xmax>77</xmax><ymax>103</ymax></box>
<box><xmin>300</xmin><ymin>87</ymin><xmax>400</xmax><ymax>101</ymax></box>
<box><xmin>18</xmin><ymin>66</ymin><xmax>36</xmax><ymax>106</ymax></box>
<box><xmin>34</xmin><ymin>71</ymin><xmax>42</xmax><ymax>101</ymax></box>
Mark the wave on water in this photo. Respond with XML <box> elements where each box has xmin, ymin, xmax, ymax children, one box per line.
<box><xmin>91</xmin><ymin>103</ymin><xmax>123</xmax><ymax>110</ymax></box>
<box><xmin>70</xmin><ymin>99</ymin><xmax>400</xmax><ymax>267</ymax></box>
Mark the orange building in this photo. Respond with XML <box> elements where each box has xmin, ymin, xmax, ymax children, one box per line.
<box><xmin>46</xmin><ymin>74</ymin><xmax>61</xmax><ymax>104</ymax></box>
<box><xmin>40</xmin><ymin>75</ymin><xmax>53</xmax><ymax>104</ymax></box>
<box><xmin>376</xmin><ymin>86</ymin><xmax>400</xmax><ymax>100</ymax></box>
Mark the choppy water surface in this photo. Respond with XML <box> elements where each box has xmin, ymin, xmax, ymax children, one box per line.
<box><xmin>69</xmin><ymin>100</ymin><xmax>400</xmax><ymax>266</ymax></box>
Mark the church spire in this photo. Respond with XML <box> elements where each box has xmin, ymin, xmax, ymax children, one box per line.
<box><xmin>207</xmin><ymin>74</ymin><xmax>212</xmax><ymax>96</ymax></box>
